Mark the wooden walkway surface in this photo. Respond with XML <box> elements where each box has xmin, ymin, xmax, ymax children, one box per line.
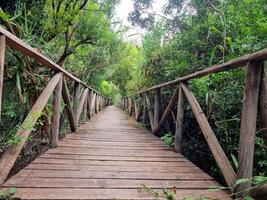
<box><xmin>2</xmin><ymin>106</ymin><xmax>230</xmax><ymax>199</ymax></box>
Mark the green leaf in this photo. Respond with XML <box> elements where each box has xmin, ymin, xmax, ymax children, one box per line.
<box><xmin>235</xmin><ymin>178</ymin><xmax>250</xmax><ymax>186</ymax></box>
<box><xmin>244</xmin><ymin>196</ymin><xmax>254</xmax><ymax>200</ymax></box>
<box><xmin>231</xmin><ymin>154</ymin><xmax>238</xmax><ymax>169</ymax></box>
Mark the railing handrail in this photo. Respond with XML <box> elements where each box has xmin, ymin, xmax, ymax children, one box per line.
<box><xmin>0</xmin><ymin>27</ymin><xmax>112</xmax><ymax>98</ymax></box>
<box><xmin>123</xmin><ymin>48</ymin><xmax>267</xmax><ymax>97</ymax></box>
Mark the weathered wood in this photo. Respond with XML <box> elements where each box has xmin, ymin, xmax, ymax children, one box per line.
<box><xmin>76</xmin><ymin>88</ymin><xmax>89</xmax><ymax>125</ymax></box>
<box><xmin>82</xmin><ymin>93</ymin><xmax>88</xmax><ymax>122</ymax></box>
<box><xmin>73</xmin><ymin>82</ymin><xmax>80</xmax><ymax>127</ymax></box>
<box><xmin>152</xmin><ymin>86</ymin><xmax>179</xmax><ymax>136</ymax></box>
<box><xmin>128</xmin><ymin>97</ymin><xmax>132</xmax><ymax>116</ymax></box>
<box><xmin>174</xmin><ymin>84</ymin><xmax>184</xmax><ymax>153</ymax></box>
<box><xmin>87</xmin><ymin>90</ymin><xmax>92</xmax><ymax>119</ymax></box>
<box><xmin>153</xmin><ymin>88</ymin><xmax>161</xmax><ymax>128</ymax></box>
<box><xmin>95</xmin><ymin>94</ymin><xmax>99</xmax><ymax>114</ymax></box>
<box><xmin>181</xmin><ymin>83</ymin><xmax>236</xmax><ymax>188</ymax></box>
<box><xmin>139</xmin><ymin>48</ymin><xmax>267</xmax><ymax>93</ymax></box>
<box><xmin>142</xmin><ymin>96</ymin><xmax>147</xmax><ymax>124</ymax></box>
<box><xmin>90</xmin><ymin>92</ymin><xmax>96</xmax><ymax>116</ymax></box>
<box><xmin>0</xmin><ymin>73</ymin><xmax>62</xmax><ymax>184</ymax></box>
<box><xmin>259</xmin><ymin>64</ymin><xmax>267</xmax><ymax>147</ymax></box>
<box><xmin>0</xmin><ymin>35</ymin><xmax>5</xmax><ymax>122</ymax></box>
<box><xmin>134</xmin><ymin>100</ymin><xmax>138</xmax><ymax>120</ymax></box>
<box><xmin>2</xmin><ymin>106</ymin><xmax>229</xmax><ymax>199</ymax></box>
<box><xmin>62</xmin><ymin>77</ymin><xmax>76</xmax><ymax>132</ymax></box>
<box><xmin>144</xmin><ymin>93</ymin><xmax>154</xmax><ymax>131</ymax></box>
<box><xmin>0</xmin><ymin>27</ymin><xmax>104</xmax><ymax>95</ymax></box>
<box><xmin>51</xmin><ymin>73</ymin><xmax>63</xmax><ymax>148</ymax></box>
<box><xmin>237</xmin><ymin>61</ymin><xmax>262</xmax><ymax>194</ymax></box>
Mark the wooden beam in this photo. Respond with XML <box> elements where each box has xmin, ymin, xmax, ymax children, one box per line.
<box><xmin>0</xmin><ymin>73</ymin><xmax>62</xmax><ymax>184</ymax></box>
<box><xmin>139</xmin><ymin>48</ymin><xmax>267</xmax><ymax>93</ymax></box>
<box><xmin>51</xmin><ymin>73</ymin><xmax>63</xmax><ymax>148</ymax></box>
<box><xmin>174</xmin><ymin>84</ymin><xmax>184</xmax><ymax>153</ymax></box>
<box><xmin>144</xmin><ymin>93</ymin><xmax>154</xmax><ymax>131</ymax></box>
<box><xmin>152</xmin><ymin>86</ymin><xmax>179</xmax><ymax>136</ymax></box>
<box><xmin>142</xmin><ymin>96</ymin><xmax>147</xmax><ymax>124</ymax></box>
<box><xmin>73</xmin><ymin>82</ymin><xmax>80</xmax><ymax>127</ymax></box>
<box><xmin>259</xmin><ymin>64</ymin><xmax>267</xmax><ymax>147</ymax></box>
<box><xmin>181</xmin><ymin>83</ymin><xmax>236</xmax><ymax>188</ymax></box>
<box><xmin>90</xmin><ymin>92</ymin><xmax>96</xmax><ymax>116</ymax></box>
<box><xmin>76</xmin><ymin>88</ymin><xmax>89</xmax><ymax>125</ymax></box>
<box><xmin>62</xmin><ymin>78</ymin><xmax>76</xmax><ymax>132</ymax></box>
<box><xmin>237</xmin><ymin>61</ymin><xmax>262</xmax><ymax>194</ymax></box>
<box><xmin>0</xmin><ymin>35</ymin><xmax>5</xmax><ymax>122</ymax></box>
<box><xmin>153</xmin><ymin>88</ymin><xmax>161</xmax><ymax>129</ymax></box>
<box><xmin>87</xmin><ymin>90</ymin><xmax>91</xmax><ymax>119</ymax></box>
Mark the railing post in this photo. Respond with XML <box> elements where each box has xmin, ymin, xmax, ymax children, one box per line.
<box><xmin>73</xmin><ymin>82</ymin><xmax>80</xmax><ymax>128</ymax></box>
<box><xmin>259</xmin><ymin>63</ymin><xmax>267</xmax><ymax>147</ymax></box>
<box><xmin>51</xmin><ymin>73</ymin><xmax>63</xmax><ymax>148</ymax></box>
<box><xmin>154</xmin><ymin>88</ymin><xmax>161</xmax><ymax>129</ymax></box>
<box><xmin>0</xmin><ymin>35</ymin><xmax>5</xmax><ymax>122</ymax></box>
<box><xmin>174</xmin><ymin>84</ymin><xmax>184</xmax><ymax>153</ymax></box>
<box><xmin>62</xmin><ymin>77</ymin><xmax>76</xmax><ymax>132</ymax></box>
<box><xmin>144</xmin><ymin>93</ymin><xmax>154</xmax><ymax>131</ymax></box>
<box><xmin>142</xmin><ymin>95</ymin><xmax>147</xmax><ymax>124</ymax></box>
<box><xmin>237</xmin><ymin>61</ymin><xmax>262</xmax><ymax>195</ymax></box>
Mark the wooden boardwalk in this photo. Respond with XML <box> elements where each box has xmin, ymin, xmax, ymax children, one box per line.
<box><xmin>2</xmin><ymin>106</ymin><xmax>230</xmax><ymax>199</ymax></box>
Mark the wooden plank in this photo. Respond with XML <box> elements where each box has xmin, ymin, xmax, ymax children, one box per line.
<box><xmin>0</xmin><ymin>35</ymin><xmax>5</xmax><ymax>122</ymax></box>
<box><xmin>25</xmin><ymin>163</ymin><xmax>199</xmax><ymax>172</ymax></box>
<box><xmin>15</xmin><ymin>169</ymin><xmax>212</xmax><ymax>180</ymax></box>
<box><xmin>90</xmin><ymin>92</ymin><xmax>96</xmax><ymax>116</ymax></box>
<box><xmin>0</xmin><ymin>188</ymin><xmax>230</xmax><ymax>200</ymax></box>
<box><xmin>181</xmin><ymin>83</ymin><xmax>236</xmax><ymax>188</ymax></box>
<box><xmin>174</xmin><ymin>84</ymin><xmax>184</xmax><ymax>153</ymax></box>
<box><xmin>144</xmin><ymin>93</ymin><xmax>154</xmax><ymax>131</ymax></box>
<box><xmin>153</xmin><ymin>88</ymin><xmax>161</xmax><ymax>128</ymax></box>
<box><xmin>0</xmin><ymin>73</ymin><xmax>62</xmax><ymax>184</ymax></box>
<box><xmin>87</xmin><ymin>90</ymin><xmax>91</xmax><ymax>119</ymax></box>
<box><xmin>62</xmin><ymin>77</ymin><xmax>76</xmax><ymax>132</ymax></box>
<box><xmin>32</xmin><ymin>158</ymin><xmax>194</xmax><ymax>167</ymax></box>
<box><xmin>152</xmin><ymin>86</ymin><xmax>179</xmax><ymax>136</ymax></box>
<box><xmin>39</xmin><ymin>154</ymin><xmax>186</xmax><ymax>161</ymax></box>
<box><xmin>237</xmin><ymin>61</ymin><xmax>262</xmax><ymax>194</ymax></box>
<box><xmin>51</xmin><ymin>73</ymin><xmax>63</xmax><ymax>148</ymax></box>
<box><xmin>4</xmin><ymin>178</ymin><xmax>219</xmax><ymax>189</ymax></box>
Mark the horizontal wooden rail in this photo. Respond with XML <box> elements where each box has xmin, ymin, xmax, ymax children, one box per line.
<box><xmin>121</xmin><ymin>48</ymin><xmax>267</xmax><ymax>197</ymax></box>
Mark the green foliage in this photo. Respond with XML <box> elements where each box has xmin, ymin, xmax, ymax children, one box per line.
<box><xmin>161</xmin><ymin>133</ymin><xmax>174</xmax><ymax>148</ymax></box>
<box><xmin>0</xmin><ymin>187</ymin><xmax>16</xmax><ymax>200</ymax></box>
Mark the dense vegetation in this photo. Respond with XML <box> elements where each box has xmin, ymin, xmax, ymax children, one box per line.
<box><xmin>0</xmin><ymin>0</ymin><xmax>266</xmax><ymax>191</ymax></box>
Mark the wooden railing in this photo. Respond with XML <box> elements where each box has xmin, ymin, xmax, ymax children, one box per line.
<box><xmin>0</xmin><ymin>28</ymin><xmax>111</xmax><ymax>184</ymax></box>
<box><xmin>120</xmin><ymin>48</ymin><xmax>267</xmax><ymax>195</ymax></box>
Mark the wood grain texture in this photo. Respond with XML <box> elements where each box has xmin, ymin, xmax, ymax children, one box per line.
<box><xmin>237</xmin><ymin>61</ymin><xmax>262</xmax><ymax>194</ymax></box>
<box><xmin>181</xmin><ymin>83</ymin><xmax>236</xmax><ymax>188</ymax></box>
<box><xmin>0</xmin><ymin>73</ymin><xmax>62</xmax><ymax>184</ymax></box>
<box><xmin>62</xmin><ymin>77</ymin><xmax>76</xmax><ymax>132</ymax></box>
<box><xmin>174</xmin><ymin>84</ymin><xmax>184</xmax><ymax>153</ymax></box>
<box><xmin>51</xmin><ymin>73</ymin><xmax>63</xmax><ymax>148</ymax></box>
<box><xmin>145</xmin><ymin>93</ymin><xmax>154</xmax><ymax>131</ymax></box>
<box><xmin>259</xmin><ymin>65</ymin><xmax>267</xmax><ymax>147</ymax></box>
<box><xmin>3</xmin><ymin>106</ymin><xmax>229</xmax><ymax>199</ymax></box>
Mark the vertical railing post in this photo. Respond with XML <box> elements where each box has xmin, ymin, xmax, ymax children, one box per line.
<box><xmin>259</xmin><ymin>63</ymin><xmax>267</xmax><ymax>147</ymax></box>
<box><xmin>154</xmin><ymin>88</ymin><xmax>161</xmax><ymax>130</ymax></box>
<box><xmin>142</xmin><ymin>95</ymin><xmax>147</xmax><ymax>124</ymax></box>
<box><xmin>0</xmin><ymin>35</ymin><xmax>5</xmax><ymax>122</ymax></box>
<box><xmin>174</xmin><ymin>84</ymin><xmax>184</xmax><ymax>153</ymax></box>
<box><xmin>237</xmin><ymin>61</ymin><xmax>262</xmax><ymax>195</ymax></box>
<box><xmin>73</xmin><ymin>82</ymin><xmax>80</xmax><ymax>128</ymax></box>
<box><xmin>145</xmin><ymin>93</ymin><xmax>154</xmax><ymax>131</ymax></box>
<box><xmin>51</xmin><ymin>73</ymin><xmax>63</xmax><ymax>147</ymax></box>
